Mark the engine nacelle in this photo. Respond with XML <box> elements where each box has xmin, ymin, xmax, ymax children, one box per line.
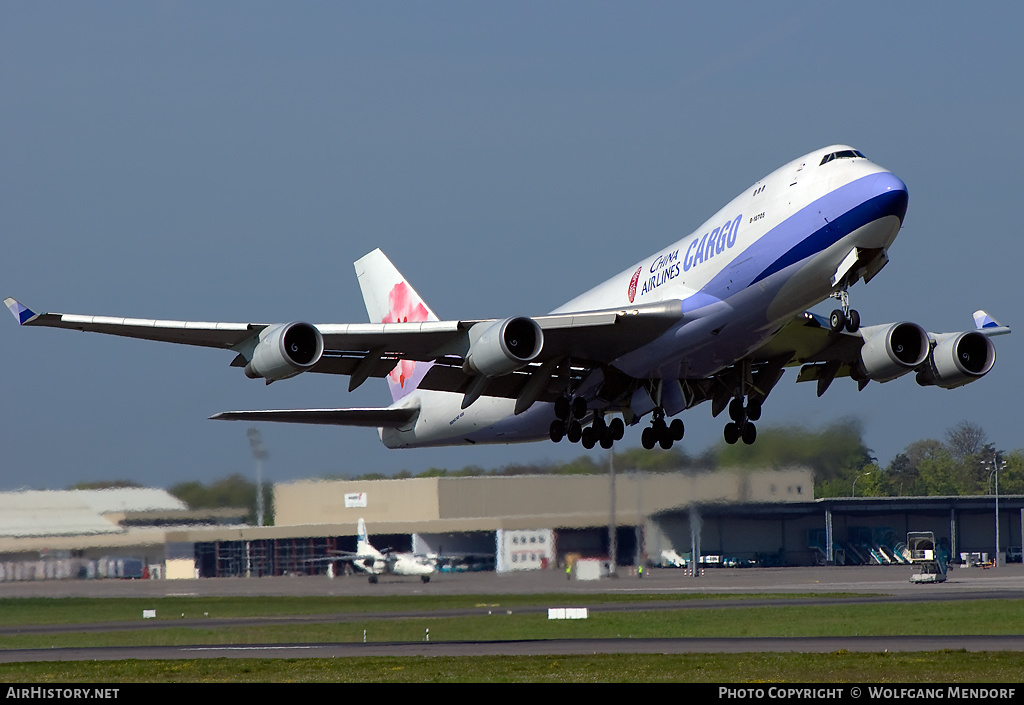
<box><xmin>856</xmin><ymin>322</ymin><xmax>930</xmax><ymax>382</ymax></box>
<box><xmin>916</xmin><ymin>331</ymin><xmax>996</xmax><ymax>389</ymax></box>
<box><xmin>463</xmin><ymin>317</ymin><xmax>543</xmax><ymax>377</ymax></box>
<box><xmin>244</xmin><ymin>322</ymin><xmax>324</xmax><ymax>382</ymax></box>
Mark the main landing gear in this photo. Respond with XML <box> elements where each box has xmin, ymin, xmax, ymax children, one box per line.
<box><xmin>829</xmin><ymin>289</ymin><xmax>860</xmax><ymax>333</ymax></box>
<box><xmin>641</xmin><ymin>410</ymin><xmax>684</xmax><ymax>450</ymax></box>
<box><xmin>549</xmin><ymin>396</ymin><xmax>624</xmax><ymax>449</ymax></box>
<box><xmin>723</xmin><ymin>396</ymin><xmax>758</xmax><ymax>445</ymax></box>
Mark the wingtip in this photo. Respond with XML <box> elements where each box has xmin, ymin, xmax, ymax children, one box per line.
<box><xmin>972</xmin><ymin>310</ymin><xmax>1010</xmax><ymax>336</ymax></box>
<box><xmin>4</xmin><ymin>297</ymin><xmax>37</xmax><ymax>325</ymax></box>
<box><xmin>973</xmin><ymin>309</ymin><xmax>1008</xmax><ymax>329</ymax></box>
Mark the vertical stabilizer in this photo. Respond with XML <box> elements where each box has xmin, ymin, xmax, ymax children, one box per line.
<box><xmin>354</xmin><ymin>249</ymin><xmax>440</xmax><ymax>401</ymax></box>
<box><xmin>356</xmin><ymin>517</ymin><xmax>374</xmax><ymax>556</ymax></box>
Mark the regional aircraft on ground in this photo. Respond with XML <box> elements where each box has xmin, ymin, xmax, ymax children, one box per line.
<box><xmin>335</xmin><ymin>518</ymin><xmax>435</xmax><ymax>584</ymax></box>
<box><xmin>5</xmin><ymin>145</ymin><xmax>1010</xmax><ymax>450</ymax></box>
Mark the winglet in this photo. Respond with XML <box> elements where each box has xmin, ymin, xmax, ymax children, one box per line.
<box><xmin>973</xmin><ymin>310</ymin><xmax>1011</xmax><ymax>336</ymax></box>
<box><xmin>4</xmin><ymin>298</ymin><xmax>38</xmax><ymax>325</ymax></box>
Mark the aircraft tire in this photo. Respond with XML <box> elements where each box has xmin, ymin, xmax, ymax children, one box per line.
<box><xmin>642</xmin><ymin>427</ymin><xmax>656</xmax><ymax>450</ymax></box>
<box><xmin>549</xmin><ymin>420</ymin><xmax>565</xmax><ymax>443</ymax></box>
<box><xmin>746</xmin><ymin>399</ymin><xmax>762</xmax><ymax>421</ymax></box>
<box><xmin>572</xmin><ymin>396</ymin><xmax>588</xmax><ymax>419</ymax></box>
<box><xmin>609</xmin><ymin>417</ymin><xmax>625</xmax><ymax>441</ymax></box>
<box><xmin>581</xmin><ymin>426</ymin><xmax>597</xmax><ymax>449</ymax></box>
<box><xmin>729</xmin><ymin>398</ymin><xmax>745</xmax><ymax>422</ymax></box>
<box><xmin>845</xmin><ymin>309</ymin><xmax>861</xmax><ymax>333</ymax></box>
<box><xmin>567</xmin><ymin>420</ymin><xmax>583</xmax><ymax>444</ymax></box>
<box><xmin>669</xmin><ymin>418</ymin><xmax>685</xmax><ymax>441</ymax></box>
<box><xmin>724</xmin><ymin>422</ymin><xmax>739</xmax><ymax>445</ymax></box>
<box><xmin>830</xmin><ymin>309</ymin><xmax>846</xmax><ymax>332</ymax></box>
<box><xmin>554</xmin><ymin>396</ymin><xmax>571</xmax><ymax>420</ymax></box>
<box><xmin>742</xmin><ymin>422</ymin><xmax>757</xmax><ymax>445</ymax></box>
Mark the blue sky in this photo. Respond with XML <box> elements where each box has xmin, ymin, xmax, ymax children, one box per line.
<box><xmin>2</xmin><ymin>3</ymin><xmax>1021</xmax><ymax>490</ymax></box>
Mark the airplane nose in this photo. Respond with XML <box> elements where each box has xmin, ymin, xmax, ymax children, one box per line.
<box><xmin>871</xmin><ymin>171</ymin><xmax>909</xmax><ymax>223</ymax></box>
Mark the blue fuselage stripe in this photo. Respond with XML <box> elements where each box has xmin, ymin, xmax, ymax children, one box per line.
<box><xmin>746</xmin><ymin>179</ymin><xmax>908</xmax><ymax>289</ymax></box>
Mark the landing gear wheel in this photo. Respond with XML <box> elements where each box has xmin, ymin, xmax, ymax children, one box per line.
<box><xmin>724</xmin><ymin>422</ymin><xmax>739</xmax><ymax>445</ymax></box>
<box><xmin>741</xmin><ymin>422</ymin><xmax>757</xmax><ymax>445</ymax></box>
<box><xmin>609</xmin><ymin>417</ymin><xmax>625</xmax><ymax>441</ymax></box>
<box><xmin>829</xmin><ymin>309</ymin><xmax>846</xmax><ymax>332</ymax></box>
<box><xmin>669</xmin><ymin>418</ymin><xmax>685</xmax><ymax>441</ymax></box>
<box><xmin>554</xmin><ymin>396</ymin><xmax>570</xmax><ymax>420</ymax></box>
<box><xmin>845</xmin><ymin>309</ymin><xmax>861</xmax><ymax>333</ymax></box>
<box><xmin>549</xmin><ymin>420</ymin><xmax>565</xmax><ymax>443</ymax></box>
<box><xmin>746</xmin><ymin>399</ymin><xmax>762</xmax><ymax>421</ymax></box>
<box><xmin>571</xmin><ymin>396</ymin><xmax>588</xmax><ymax>419</ymax></box>
<box><xmin>642</xmin><ymin>426</ymin><xmax>657</xmax><ymax>450</ymax></box>
<box><xmin>566</xmin><ymin>420</ymin><xmax>583</xmax><ymax>444</ymax></box>
<box><xmin>581</xmin><ymin>426</ymin><xmax>597</xmax><ymax>449</ymax></box>
<box><xmin>729</xmin><ymin>398</ymin><xmax>745</xmax><ymax>423</ymax></box>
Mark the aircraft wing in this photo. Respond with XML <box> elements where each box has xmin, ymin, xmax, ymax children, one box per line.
<box><xmin>4</xmin><ymin>297</ymin><xmax>683</xmax><ymax>399</ymax></box>
<box><xmin>745</xmin><ymin>309</ymin><xmax>1009</xmax><ymax>398</ymax></box>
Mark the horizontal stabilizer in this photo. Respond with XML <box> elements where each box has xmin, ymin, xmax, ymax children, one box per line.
<box><xmin>210</xmin><ymin>407</ymin><xmax>417</xmax><ymax>428</ymax></box>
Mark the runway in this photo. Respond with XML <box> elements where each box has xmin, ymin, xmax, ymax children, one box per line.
<box><xmin>0</xmin><ymin>564</ymin><xmax>1021</xmax><ymax>662</ymax></box>
<box><xmin>1</xmin><ymin>563</ymin><xmax>1022</xmax><ymax>599</ymax></box>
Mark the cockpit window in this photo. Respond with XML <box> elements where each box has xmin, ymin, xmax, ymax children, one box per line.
<box><xmin>819</xmin><ymin>149</ymin><xmax>866</xmax><ymax>166</ymax></box>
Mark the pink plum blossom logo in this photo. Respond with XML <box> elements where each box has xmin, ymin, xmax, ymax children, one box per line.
<box><xmin>628</xmin><ymin>267</ymin><xmax>642</xmax><ymax>303</ymax></box>
<box><xmin>383</xmin><ymin>281</ymin><xmax>430</xmax><ymax>390</ymax></box>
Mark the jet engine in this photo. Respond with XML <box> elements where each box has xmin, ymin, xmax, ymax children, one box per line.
<box><xmin>856</xmin><ymin>322</ymin><xmax>930</xmax><ymax>382</ymax></box>
<box><xmin>244</xmin><ymin>322</ymin><xmax>324</xmax><ymax>382</ymax></box>
<box><xmin>916</xmin><ymin>331</ymin><xmax>996</xmax><ymax>389</ymax></box>
<box><xmin>463</xmin><ymin>317</ymin><xmax>544</xmax><ymax>377</ymax></box>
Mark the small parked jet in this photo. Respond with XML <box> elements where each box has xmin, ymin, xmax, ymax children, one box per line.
<box><xmin>337</xmin><ymin>518</ymin><xmax>434</xmax><ymax>584</ymax></box>
<box><xmin>5</xmin><ymin>145</ymin><xmax>1009</xmax><ymax>451</ymax></box>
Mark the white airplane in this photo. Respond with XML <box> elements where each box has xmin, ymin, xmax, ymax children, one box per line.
<box><xmin>5</xmin><ymin>145</ymin><xmax>1010</xmax><ymax>451</ymax></box>
<box><xmin>336</xmin><ymin>518</ymin><xmax>435</xmax><ymax>584</ymax></box>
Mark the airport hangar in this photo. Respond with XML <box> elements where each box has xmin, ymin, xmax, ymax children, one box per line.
<box><xmin>2</xmin><ymin>469</ymin><xmax>1020</xmax><ymax>581</ymax></box>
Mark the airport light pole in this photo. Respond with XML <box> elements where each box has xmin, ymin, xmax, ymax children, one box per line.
<box><xmin>981</xmin><ymin>451</ymin><xmax>1003</xmax><ymax>566</ymax></box>
<box><xmin>247</xmin><ymin>428</ymin><xmax>268</xmax><ymax>527</ymax></box>
<box><xmin>852</xmin><ymin>471</ymin><xmax>871</xmax><ymax>497</ymax></box>
<box><xmin>608</xmin><ymin>449</ymin><xmax>617</xmax><ymax>578</ymax></box>
<box><xmin>992</xmin><ymin>452</ymin><xmax>1002</xmax><ymax>566</ymax></box>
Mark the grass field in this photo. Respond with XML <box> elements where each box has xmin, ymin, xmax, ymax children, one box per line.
<box><xmin>1</xmin><ymin>594</ymin><xmax>1021</xmax><ymax>682</ymax></box>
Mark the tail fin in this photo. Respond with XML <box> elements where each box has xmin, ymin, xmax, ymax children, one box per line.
<box><xmin>356</xmin><ymin>518</ymin><xmax>374</xmax><ymax>554</ymax></box>
<box><xmin>354</xmin><ymin>249</ymin><xmax>440</xmax><ymax>401</ymax></box>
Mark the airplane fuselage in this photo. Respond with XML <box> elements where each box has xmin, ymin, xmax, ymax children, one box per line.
<box><xmin>382</xmin><ymin>145</ymin><xmax>909</xmax><ymax>448</ymax></box>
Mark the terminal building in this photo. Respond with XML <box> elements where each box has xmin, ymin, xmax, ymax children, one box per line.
<box><xmin>0</xmin><ymin>469</ymin><xmax>1020</xmax><ymax>581</ymax></box>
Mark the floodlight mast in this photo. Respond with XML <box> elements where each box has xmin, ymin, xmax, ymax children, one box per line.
<box><xmin>247</xmin><ymin>428</ymin><xmax>268</xmax><ymax>527</ymax></box>
<box><xmin>981</xmin><ymin>451</ymin><xmax>1003</xmax><ymax>567</ymax></box>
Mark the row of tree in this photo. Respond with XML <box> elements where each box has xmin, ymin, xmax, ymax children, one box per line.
<box><xmin>337</xmin><ymin>419</ymin><xmax>1023</xmax><ymax>499</ymax></box>
<box><xmin>72</xmin><ymin>421</ymin><xmax>1019</xmax><ymax>520</ymax></box>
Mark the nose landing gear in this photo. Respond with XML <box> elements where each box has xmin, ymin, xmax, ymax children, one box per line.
<box><xmin>829</xmin><ymin>288</ymin><xmax>860</xmax><ymax>333</ymax></box>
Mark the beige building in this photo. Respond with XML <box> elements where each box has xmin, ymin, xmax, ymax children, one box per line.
<box><xmin>275</xmin><ymin>468</ymin><xmax>812</xmax><ymax>530</ymax></box>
